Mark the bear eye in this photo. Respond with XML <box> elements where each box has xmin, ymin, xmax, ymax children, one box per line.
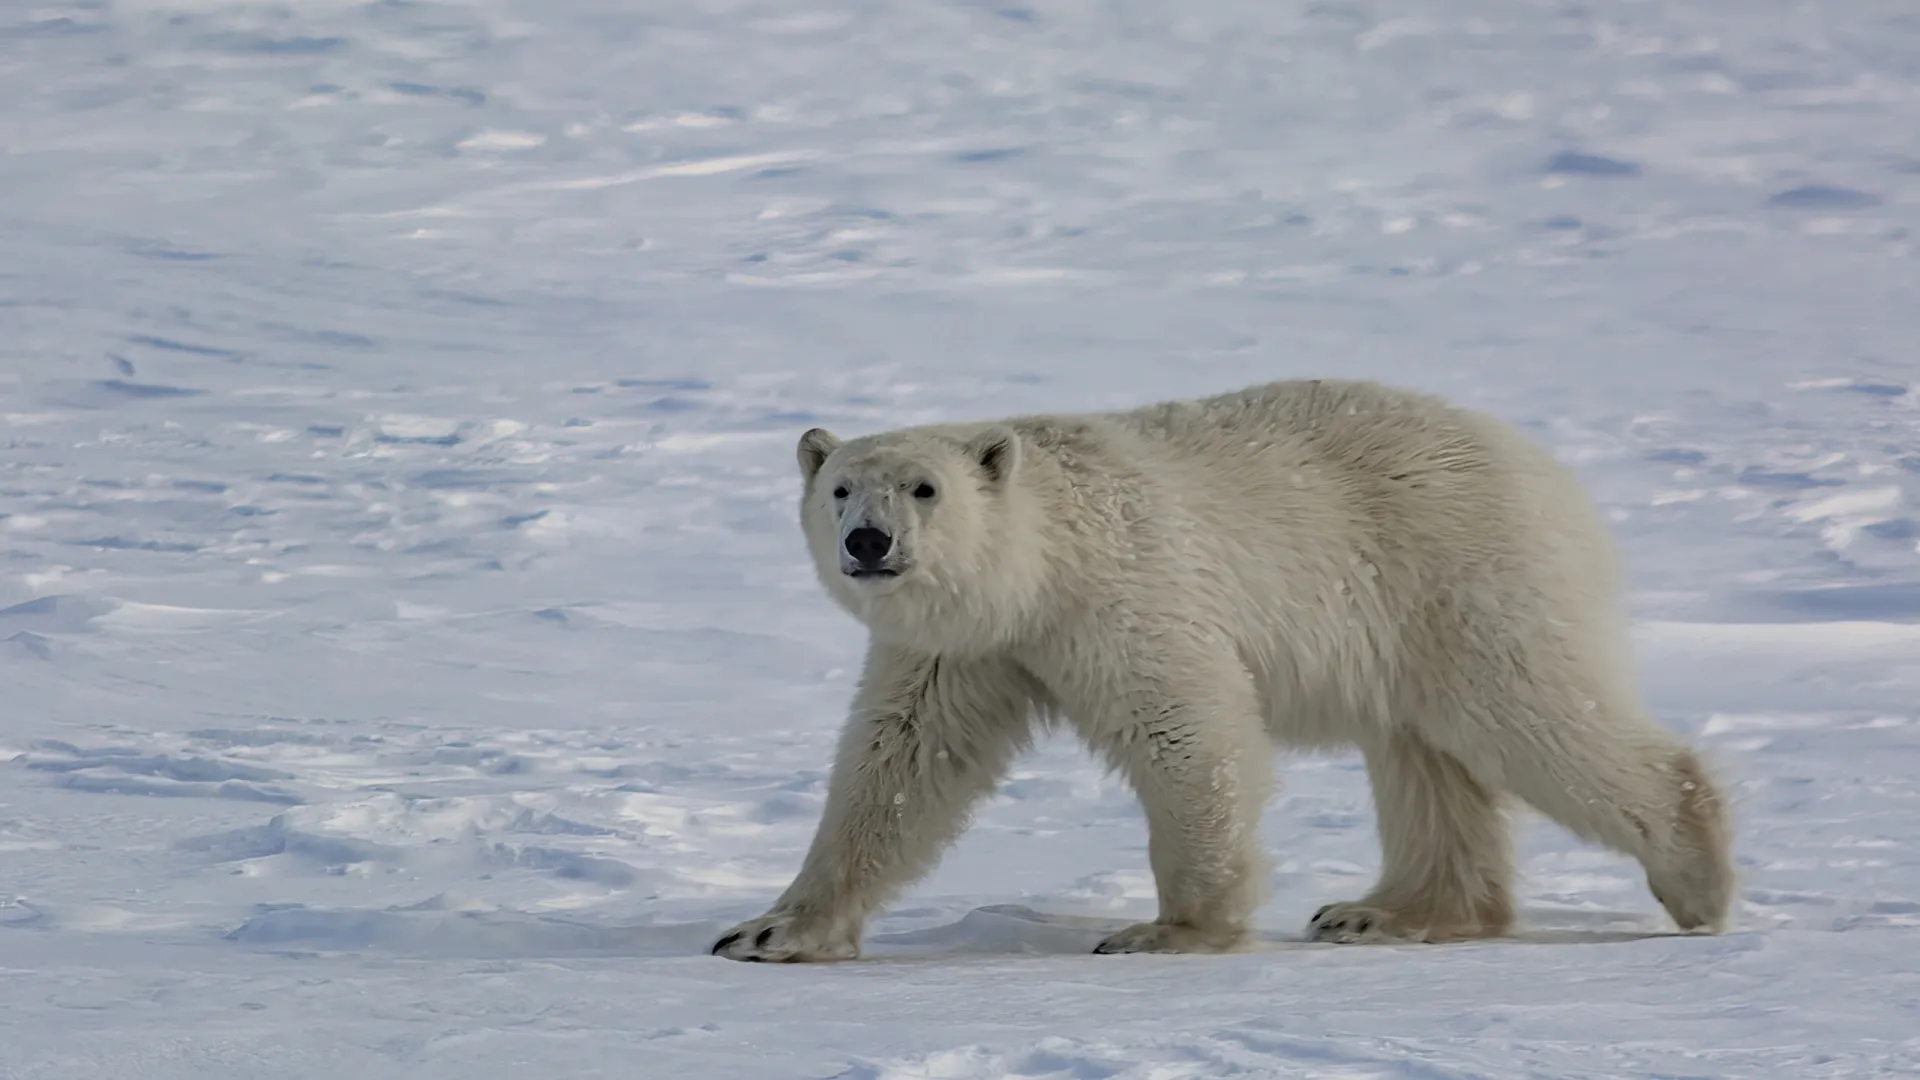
<box><xmin>912</xmin><ymin>482</ymin><xmax>936</xmax><ymax>500</ymax></box>
<box><xmin>831</xmin><ymin>485</ymin><xmax>848</xmax><ymax>500</ymax></box>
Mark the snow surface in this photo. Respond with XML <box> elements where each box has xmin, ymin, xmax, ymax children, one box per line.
<box><xmin>4</xmin><ymin>0</ymin><xmax>1920</xmax><ymax>1076</ymax></box>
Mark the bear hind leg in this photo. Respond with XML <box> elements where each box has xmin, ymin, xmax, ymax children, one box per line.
<box><xmin>1429</xmin><ymin>685</ymin><xmax>1735</xmax><ymax>935</ymax></box>
<box><xmin>1309</xmin><ymin>729</ymin><xmax>1514</xmax><ymax>944</ymax></box>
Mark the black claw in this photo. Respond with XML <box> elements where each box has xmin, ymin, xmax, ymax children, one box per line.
<box><xmin>744</xmin><ymin>955</ymin><xmax>764</xmax><ymax>963</ymax></box>
<box><xmin>1355</xmin><ymin>916</ymin><xmax>1373</xmax><ymax>934</ymax></box>
<box><xmin>712</xmin><ymin>931</ymin><xmax>743</xmax><ymax>955</ymax></box>
<box><xmin>755</xmin><ymin>926</ymin><xmax>776</xmax><ymax>948</ymax></box>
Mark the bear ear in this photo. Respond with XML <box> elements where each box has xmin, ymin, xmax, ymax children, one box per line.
<box><xmin>796</xmin><ymin>428</ymin><xmax>842</xmax><ymax>481</ymax></box>
<box><xmin>965</xmin><ymin>426</ymin><xmax>1021</xmax><ymax>485</ymax></box>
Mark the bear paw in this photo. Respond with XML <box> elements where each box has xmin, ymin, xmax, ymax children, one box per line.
<box><xmin>1092</xmin><ymin>921</ymin><xmax>1247</xmax><ymax>955</ymax></box>
<box><xmin>1307</xmin><ymin>902</ymin><xmax>1405</xmax><ymax>944</ymax></box>
<box><xmin>710</xmin><ymin>911</ymin><xmax>856</xmax><ymax>963</ymax></box>
<box><xmin>1307</xmin><ymin>901</ymin><xmax>1493</xmax><ymax>944</ymax></box>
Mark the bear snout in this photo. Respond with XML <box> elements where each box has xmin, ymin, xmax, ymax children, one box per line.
<box><xmin>843</xmin><ymin>526</ymin><xmax>896</xmax><ymax>575</ymax></box>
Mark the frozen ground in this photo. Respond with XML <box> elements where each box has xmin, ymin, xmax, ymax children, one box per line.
<box><xmin>4</xmin><ymin>0</ymin><xmax>1920</xmax><ymax>1076</ymax></box>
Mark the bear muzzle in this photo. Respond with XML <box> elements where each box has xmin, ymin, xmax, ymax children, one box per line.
<box><xmin>842</xmin><ymin>526</ymin><xmax>903</xmax><ymax>579</ymax></box>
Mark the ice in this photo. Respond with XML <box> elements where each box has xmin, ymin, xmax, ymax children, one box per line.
<box><xmin>4</xmin><ymin>0</ymin><xmax>1918</xmax><ymax>1077</ymax></box>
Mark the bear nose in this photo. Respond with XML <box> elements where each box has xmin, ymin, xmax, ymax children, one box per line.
<box><xmin>844</xmin><ymin>526</ymin><xmax>893</xmax><ymax>569</ymax></box>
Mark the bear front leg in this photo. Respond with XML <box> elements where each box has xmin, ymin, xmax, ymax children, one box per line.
<box><xmin>1083</xmin><ymin>674</ymin><xmax>1274</xmax><ymax>955</ymax></box>
<box><xmin>711</xmin><ymin>646</ymin><xmax>1036</xmax><ymax>962</ymax></box>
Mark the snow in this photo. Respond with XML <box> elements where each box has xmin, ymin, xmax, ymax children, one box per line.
<box><xmin>3</xmin><ymin>0</ymin><xmax>1919</xmax><ymax>1075</ymax></box>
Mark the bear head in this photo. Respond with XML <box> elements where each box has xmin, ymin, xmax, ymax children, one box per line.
<box><xmin>794</xmin><ymin>423</ymin><xmax>1049</xmax><ymax>656</ymax></box>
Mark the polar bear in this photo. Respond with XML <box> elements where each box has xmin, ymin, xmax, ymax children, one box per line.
<box><xmin>711</xmin><ymin>378</ymin><xmax>1734</xmax><ymax>961</ymax></box>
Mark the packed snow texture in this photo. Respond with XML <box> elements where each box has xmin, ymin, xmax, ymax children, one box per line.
<box><xmin>4</xmin><ymin>1</ymin><xmax>1920</xmax><ymax>1076</ymax></box>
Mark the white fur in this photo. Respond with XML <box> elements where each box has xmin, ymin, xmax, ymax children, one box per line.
<box><xmin>712</xmin><ymin>378</ymin><xmax>1735</xmax><ymax>962</ymax></box>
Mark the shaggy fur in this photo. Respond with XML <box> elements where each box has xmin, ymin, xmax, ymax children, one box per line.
<box><xmin>710</xmin><ymin>378</ymin><xmax>1735</xmax><ymax>962</ymax></box>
